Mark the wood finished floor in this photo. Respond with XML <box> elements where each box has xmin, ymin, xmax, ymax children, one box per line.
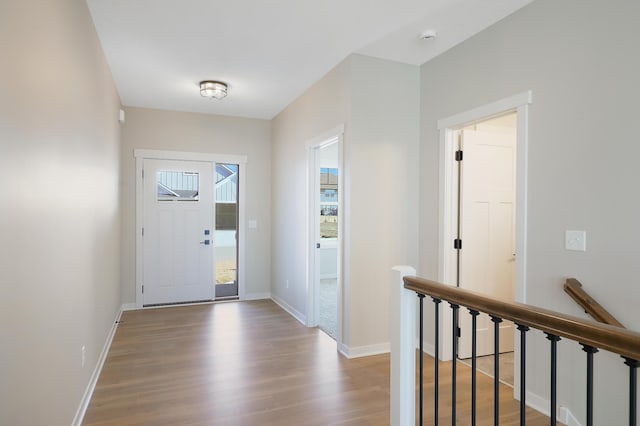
<box><xmin>83</xmin><ymin>300</ymin><xmax>553</xmax><ymax>425</ymax></box>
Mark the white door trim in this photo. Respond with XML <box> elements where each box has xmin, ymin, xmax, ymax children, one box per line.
<box><xmin>306</xmin><ymin>125</ymin><xmax>345</xmax><ymax>351</ymax></box>
<box><xmin>436</xmin><ymin>90</ymin><xmax>532</xmax><ymax>356</ymax></box>
<box><xmin>134</xmin><ymin>149</ymin><xmax>247</xmax><ymax>309</ymax></box>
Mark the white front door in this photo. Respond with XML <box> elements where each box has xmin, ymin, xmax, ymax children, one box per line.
<box><xmin>458</xmin><ymin>126</ymin><xmax>516</xmax><ymax>358</ymax></box>
<box><xmin>142</xmin><ymin>159</ymin><xmax>214</xmax><ymax>305</ymax></box>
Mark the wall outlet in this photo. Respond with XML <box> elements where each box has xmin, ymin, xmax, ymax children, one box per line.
<box><xmin>81</xmin><ymin>345</ymin><xmax>86</xmax><ymax>368</ymax></box>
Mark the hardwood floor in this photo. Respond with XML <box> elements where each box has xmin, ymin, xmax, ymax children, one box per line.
<box><xmin>83</xmin><ymin>300</ymin><xmax>553</xmax><ymax>425</ymax></box>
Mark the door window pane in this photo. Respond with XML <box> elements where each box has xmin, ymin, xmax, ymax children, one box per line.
<box><xmin>157</xmin><ymin>171</ymin><xmax>199</xmax><ymax>201</ymax></box>
<box><xmin>214</xmin><ymin>163</ymin><xmax>239</xmax><ymax>296</ymax></box>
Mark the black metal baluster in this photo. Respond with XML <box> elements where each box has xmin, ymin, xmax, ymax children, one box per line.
<box><xmin>469</xmin><ymin>310</ymin><xmax>480</xmax><ymax>426</ymax></box>
<box><xmin>581</xmin><ymin>345</ymin><xmax>598</xmax><ymax>426</ymax></box>
<box><xmin>418</xmin><ymin>294</ymin><xmax>425</xmax><ymax>426</ymax></box>
<box><xmin>451</xmin><ymin>303</ymin><xmax>460</xmax><ymax>425</ymax></box>
<box><xmin>490</xmin><ymin>316</ymin><xmax>503</xmax><ymax>426</ymax></box>
<box><xmin>545</xmin><ymin>334</ymin><xmax>561</xmax><ymax>426</ymax></box>
<box><xmin>623</xmin><ymin>357</ymin><xmax>639</xmax><ymax>426</ymax></box>
<box><xmin>517</xmin><ymin>324</ymin><xmax>530</xmax><ymax>425</ymax></box>
<box><xmin>433</xmin><ymin>298</ymin><xmax>442</xmax><ymax>426</ymax></box>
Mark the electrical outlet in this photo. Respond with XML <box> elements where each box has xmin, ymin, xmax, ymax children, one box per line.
<box><xmin>81</xmin><ymin>345</ymin><xmax>86</xmax><ymax>368</ymax></box>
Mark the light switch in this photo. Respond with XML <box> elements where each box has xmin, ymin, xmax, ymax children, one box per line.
<box><xmin>248</xmin><ymin>220</ymin><xmax>257</xmax><ymax>229</ymax></box>
<box><xmin>565</xmin><ymin>230</ymin><xmax>586</xmax><ymax>252</ymax></box>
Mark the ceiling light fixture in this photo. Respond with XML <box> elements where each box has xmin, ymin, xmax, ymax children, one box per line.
<box><xmin>200</xmin><ymin>80</ymin><xmax>228</xmax><ymax>100</ymax></box>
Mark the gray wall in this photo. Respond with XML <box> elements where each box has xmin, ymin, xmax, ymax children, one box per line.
<box><xmin>271</xmin><ymin>57</ymin><xmax>351</xmax><ymax>324</ymax></box>
<box><xmin>271</xmin><ymin>54</ymin><xmax>420</xmax><ymax>352</ymax></box>
<box><xmin>419</xmin><ymin>0</ymin><xmax>640</xmax><ymax>423</ymax></box>
<box><xmin>0</xmin><ymin>0</ymin><xmax>122</xmax><ymax>424</ymax></box>
<box><xmin>120</xmin><ymin>107</ymin><xmax>272</xmax><ymax>302</ymax></box>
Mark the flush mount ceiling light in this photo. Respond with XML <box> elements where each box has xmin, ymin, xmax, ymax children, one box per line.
<box><xmin>199</xmin><ymin>80</ymin><xmax>228</xmax><ymax>100</ymax></box>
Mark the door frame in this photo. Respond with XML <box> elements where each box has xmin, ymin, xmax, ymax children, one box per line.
<box><xmin>436</xmin><ymin>91</ymin><xmax>532</xmax><ymax>395</ymax></box>
<box><xmin>134</xmin><ymin>149</ymin><xmax>247</xmax><ymax>309</ymax></box>
<box><xmin>306</xmin><ymin>125</ymin><xmax>345</xmax><ymax>350</ymax></box>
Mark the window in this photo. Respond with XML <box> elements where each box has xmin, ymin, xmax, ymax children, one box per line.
<box><xmin>157</xmin><ymin>171</ymin><xmax>199</xmax><ymax>201</ymax></box>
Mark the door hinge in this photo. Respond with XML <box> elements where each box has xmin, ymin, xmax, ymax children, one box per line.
<box><xmin>455</xmin><ymin>150</ymin><xmax>463</xmax><ymax>161</ymax></box>
<box><xmin>142</xmin><ymin>227</ymin><xmax>144</xmax><ymax>236</ymax></box>
<box><xmin>456</xmin><ymin>326</ymin><xmax>461</xmax><ymax>338</ymax></box>
<box><xmin>142</xmin><ymin>169</ymin><xmax>144</xmax><ymax>179</ymax></box>
<box><xmin>454</xmin><ymin>238</ymin><xmax>462</xmax><ymax>249</ymax></box>
<box><xmin>142</xmin><ymin>285</ymin><xmax>144</xmax><ymax>294</ymax></box>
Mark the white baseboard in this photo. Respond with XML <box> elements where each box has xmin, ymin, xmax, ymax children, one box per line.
<box><xmin>121</xmin><ymin>302</ymin><xmax>136</xmax><ymax>311</ymax></box>
<box><xmin>525</xmin><ymin>391</ymin><xmax>581</xmax><ymax>426</ymax></box>
<box><xmin>243</xmin><ymin>292</ymin><xmax>271</xmax><ymax>301</ymax></box>
<box><xmin>271</xmin><ymin>295</ymin><xmax>307</xmax><ymax>325</ymax></box>
<box><xmin>339</xmin><ymin>342</ymin><xmax>390</xmax><ymax>359</ymax></box>
<box><xmin>559</xmin><ymin>405</ymin><xmax>581</xmax><ymax>426</ymax></box>
<box><xmin>72</xmin><ymin>307</ymin><xmax>122</xmax><ymax>426</ymax></box>
<box><xmin>416</xmin><ymin>338</ymin><xmax>435</xmax><ymax>358</ymax></box>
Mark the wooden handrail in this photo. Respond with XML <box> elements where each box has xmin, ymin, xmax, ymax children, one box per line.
<box><xmin>563</xmin><ymin>278</ymin><xmax>625</xmax><ymax>328</ymax></box>
<box><xmin>403</xmin><ymin>276</ymin><xmax>640</xmax><ymax>361</ymax></box>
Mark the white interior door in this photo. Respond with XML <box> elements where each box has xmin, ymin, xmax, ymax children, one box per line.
<box><xmin>458</xmin><ymin>127</ymin><xmax>516</xmax><ymax>358</ymax></box>
<box><xmin>142</xmin><ymin>159</ymin><xmax>214</xmax><ymax>305</ymax></box>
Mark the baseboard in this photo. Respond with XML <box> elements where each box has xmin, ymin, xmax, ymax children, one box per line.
<box><xmin>416</xmin><ymin>338</ymin><xmax>435</xmax><ymax>358</ymax></box>
<box><xmin>339</xmin><ymin>342</ymin><xmax>390</xmax><ymax>359</ymax></box>
<box><xmin>525</xmin><ymin>390</ymin><xmax>550</xmax><ymax>418</ymax></box>
<box><xmin>525</xmin><ymin>391</ymin><xmax>581</xmax><ymax>426</ymax></box>
<box><xmin>243</xmin><ymin>292</ymin><xmax>271</xmax><ymax>301</ymax></box>
<box><xmin>271</xmin><ymin>295</ymin><xmax>307</xmax><ymax>325</ymax></box>
<box><xmin>72</xmin><ymin>307</ymin><xmax>122</xmax><ymax>426</ymax></box>
<box><xmin>559</xmin><ymin>405</ymin><xmax>581</xmax><ymax>426</ymax></box>
<box><xmin>121</xmin><ymin>302</ymin><xmax>136</xmax><ymax>311</ymax></box>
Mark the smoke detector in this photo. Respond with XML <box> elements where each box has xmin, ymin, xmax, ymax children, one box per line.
<box><xmin>420</xmin><ymin>29</ymin><xmax>438</xmax><ymax>41</ymax></box>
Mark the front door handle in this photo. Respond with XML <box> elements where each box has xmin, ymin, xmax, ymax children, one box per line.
<box><xmin>200</xmin><ymin>240</ymin><xmax>210</xmax><ymax>245</ymax></box>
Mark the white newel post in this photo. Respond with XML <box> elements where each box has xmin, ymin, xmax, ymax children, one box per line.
<box><xmin>390</xmin><ymin>265</ymin><xmax>417</xmax><ymax>426</ymax></box>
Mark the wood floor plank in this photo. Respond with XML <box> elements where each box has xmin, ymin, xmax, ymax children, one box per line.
<box><xmin>83</xmin><ymin>300</ymin><xmax>556</xmax><ymax>425</ymax></box>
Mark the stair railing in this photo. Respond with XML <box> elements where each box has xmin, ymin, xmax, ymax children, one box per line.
<box><xmin>390</xmin><ymin>266</ymin><xmax>640</xmax><ymax>426</ymax></box>
<box><xmin>564</xmin><ymin>277</ymin><xmax>625</xmax><ymax>328</ymax></box>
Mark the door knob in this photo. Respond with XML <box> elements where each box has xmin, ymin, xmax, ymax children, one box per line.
<box><xmin>200</xmin><ymin>240</ymin><xmax>210</xmax><ymax>245</ymax></box>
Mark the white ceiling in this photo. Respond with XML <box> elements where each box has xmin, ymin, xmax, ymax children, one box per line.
<box><xmin>87</xmin><ymin>0</ymin><xmax>534</xmax><ymax>120</ymax></box>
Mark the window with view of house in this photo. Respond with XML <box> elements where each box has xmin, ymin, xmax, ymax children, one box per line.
<box><xmin>320</xmin><ymin>167</ymin><xmax>338</xmax><ymax>239</ymax></box>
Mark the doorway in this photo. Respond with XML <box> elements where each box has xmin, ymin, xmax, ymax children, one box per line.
<box><xmin>457</xmin><ymin>115</ymin><xmax>517</xmax><ymax>357</ymax></box>
<box><xmin>456</xmin><ymin>114</ymin><xmax>517</xmax><ymax>385</ymax></box>
<box><xmin>134</xmin><ymin>150</ymin><xmax>247</xmax><ymax>308</ymax></box>
<box><xmin>307</xmin><ymin>127</ymin><xmax>343</xmax><ymax>346</ymax></box>
<box><xmin>436</xmin><ymin>91</ymin><xmax>532</xmax><ymax>396</ymax></box>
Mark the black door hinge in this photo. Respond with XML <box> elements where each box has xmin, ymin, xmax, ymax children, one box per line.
<box><xmin>454</xmin><ymin>238</ymin><xmax>462</xmax><ymax>250</ymax></box>
<box><xmin>456</xmin><ymin>326</ymin><xmax>461</xmax><ymax>338</ymax></box>
<box><xmin>455</xmin><ymin>150</ymin><xmax>463</xmax><ymax>161</ymax></box>
<box><xmin>142</xmin><ymin>285</ymin><xmax>144</xmax><ymax>294</ymax></box>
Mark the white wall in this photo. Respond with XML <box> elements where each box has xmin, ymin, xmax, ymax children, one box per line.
<box><xmin>271</xmin><ymin>54</ymin><xmax>419</xmax><ymax>352</ymax></box>
<box><xmin>419</xmin><ymin>0</ymin><xmax>640</xmax><ymax>423</ymax></box>
<box><xmin>0</xmin><ymin>0</ymin><xmax>122</xmax><ymax>424</ymax></box>
<box><xmin>120</xmin><ymin>107</ymin><xmax>271</xmax><ymax>302</ymax></box>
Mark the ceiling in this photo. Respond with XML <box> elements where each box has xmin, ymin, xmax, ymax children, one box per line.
<box><xmin>87</xmin><ymin>0</ymin><xmax>534</xmax><ymax>120</ymax></box>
